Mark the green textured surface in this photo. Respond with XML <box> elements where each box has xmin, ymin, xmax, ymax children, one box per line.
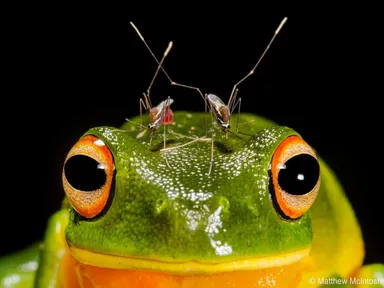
<box><xmin>0</xmin><ymin>243</ymin><xmax>39</xmax><ymax>288</ymax></box>
<box><xmin>34</xmin><ymin>209</ymin><xmax>69</xmax><ymax>287</ymax></box>
<box><xmin>354</xmin><ymin>264</ymin><xmax>384</xmax><ymax>287</ymax></box>
<box><xmin>65</xmin><ymin>112</ymin><xmax>313</xmax><ymax>262</ymax></box>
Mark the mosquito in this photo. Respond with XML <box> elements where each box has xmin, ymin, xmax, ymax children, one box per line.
<box><xmin>116</xmin><ymin>39</ymin><xmax>175</xmax><ymax>167</ymax></box>
<box><xmin>130</xmin><ymin>23</ymin><xmax>211</xmax><ymax>147</ymax></box>
<box><xmin>130</xmin><ymin>18</ymin><xmax>287</xmax><ymax>175</ymax></box>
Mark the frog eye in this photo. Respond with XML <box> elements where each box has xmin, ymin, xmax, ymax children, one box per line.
<box><xmin>62</xmin><ymin>135</ymin><xmax>115</xmax><ymax>219</ymax></box>
<box><xmin>270</xmin><ymin>135</ymin><xmax>320</xmax><ymax>219</ymax></box>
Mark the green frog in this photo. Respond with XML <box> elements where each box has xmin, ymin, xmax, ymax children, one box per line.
<box><xmin>0</xmin><ymin>111</ymin><xmax>382</xmax><ymax>287</ymax></box>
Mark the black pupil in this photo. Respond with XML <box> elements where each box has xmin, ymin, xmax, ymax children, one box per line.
<box><xmin>278</xmin><ymin>154</ymin><xmax>319</xmax><ymax>195</ymax></box>
<box><xmin>64</xmin><ymin>155</ymin><xmax>107</xmax><ymax>191</ymax></box>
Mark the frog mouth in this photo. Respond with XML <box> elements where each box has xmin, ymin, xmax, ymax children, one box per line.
<box><xmin>68</xmin><ymin>245</ymin><xmax>311</xmax><ymax>275</ymax></box>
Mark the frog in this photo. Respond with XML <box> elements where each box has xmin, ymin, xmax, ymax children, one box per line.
<box><xmin>0</xmin><ymin>111</ymin><xmax>382</xmax><ymax>288</ymax></box>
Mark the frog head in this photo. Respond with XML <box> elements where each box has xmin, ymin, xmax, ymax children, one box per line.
<box><xmin>62</xmin><ymin>111</ymin><xmax>320</xmax><ymax>279</ymax></box>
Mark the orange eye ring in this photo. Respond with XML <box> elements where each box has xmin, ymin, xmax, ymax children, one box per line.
<box><xmin>271</xmin><ymin>136</ymin><xmax>320</xmax><ymax>219</ymax></box>
<box><xmin>62</xmin><ymin>135</ymin><xmax>114</xmax><ymax>218</ymax></box>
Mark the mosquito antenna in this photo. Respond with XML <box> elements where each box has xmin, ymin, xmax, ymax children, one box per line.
<box><xmin>228</xmin><ymin>17</ymin><xmax>288</xmax><ymax>110</ymax></box>
<box><xmin>130</xmin><ymin>22</ymin><xmax>206</xmax><ymax>102</ymax></box>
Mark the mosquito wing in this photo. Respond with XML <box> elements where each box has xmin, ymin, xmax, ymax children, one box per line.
<box><xmin>155</xmin><ymin>98</ymin><xmax>174</xmax><ymax>116</ymax></box>
<box><xmin>150</xmin><ymin>98</ymin><xmax>174</xmax><ymax>129</ymax></box>
<box><xmin>206</xmin><ymin>94</ymin><xmax>226</xmax><ymax>114</ymax></box>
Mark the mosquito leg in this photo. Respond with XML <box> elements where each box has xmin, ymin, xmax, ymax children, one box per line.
<box><xmin>168</xmin><ymin>130</ymin><xmax>204</xmax><ymax>141</ymax></box>
<box><xmin>130</xmin><ymin>22</ymin><xmax>213</xmax><ymax>140</ymax></box>
<box><xmin>163</xmin><ymin>121</ymin><xmax>167</xmax><ymax>150</ymax></box>
<box><xmin>125</xmin><ymin>118</ymin><xmax>147</xmax><ymax>130</ymax></box>
<box><xmin>207</xmin><ymin>107</ymin><xmax>216</xmax><ymax>176</ymax></box>
<box><xmin>204</xmin><ymin>94</ymin><xmax>209</xmax><ymax>137</ymax></box>
<box><xmin>140</xmin><ymin>98</ymin><xmax>143</xmax><ymax>128</ymax></box>
<box><xmin>149</xmin><ymin>130</ymin><xmax>154</xmax><ymax>147</ymax></box>
<box><xmin>231</xmin><ymin>95</ymin><xmax>256</xmax><ymax>137</ymax></box>
<box><xmin>110</xmin><ymin>117</ymin><xmax>148</xmax><ymax>133</ymax></box>
<box><xmin>169</xmin><ymin>82</ymin><xmax>211</xmax><ymax>138</ymax></box>
<box><xmin>171</xmin><ymin>82</ymin><xmax>211</xmax><ymax>134</ymax></box>
<box><xmin>155</xmin><ymin>96</ymin><xmax>172</xmax><ymax>168</ymax></box>
<box><xmin>169</xmin><ymin>82</ymin><xmax>205</xmax><ymax>102</ymax></box>
<box><xmin>160</xmin><ymin>136</ymin><xmax>211</xmax><ymax>152</ymax></box>
<box><xmin>130</xmin><ymin>22</ymin><xmax>207</xmax><ymax>106</ymax></box>
<box><xmin>139</xmin><ymin>98</ymin><xmax>148</xmax><ymax>129</ymax></box>
<box><xmin>235</xmin><ymin>97</ymin><xmax>242</xmax><ymax>133</ymax></box>
<box><xmin>163</xmin><ymin>124</ymin><xmax>171</xmax><ymax>168</ymax></box>
<box><xmin>208</xmin><ymin>134</ymin><xmax>214</xmax><ymax>177</ymax></box>
<box><xmin>147</xmin><ymin>42</ymin><xmax>172</xmax><ymax>101</ymax></box>
<box><xmin>227</xmin><ymin>17</ymin><xmax>288</xmax><ymax>111</ymax></box>
<box><xmin>228</xmin><ymin>129</ymin><xmax>246</xmax><ymax>140</ymax></box>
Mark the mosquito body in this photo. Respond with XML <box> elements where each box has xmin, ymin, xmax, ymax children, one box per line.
<box><xmin>205</xmin><ymin>90</ymin><xmax>242</xmax><ymax>138</ymax></box>
<box><xmin>149</xmin><ymin>99</ymin><xmax>174</xmax><ymax>128</ymax></box>
<box><xmin>139</xmin><ymin>92</ymin><xmax>174</xmax><ymax>146</ymax></box>
<box><xmin>207</xmin><ymin>94</ymin><xmax>231</xmax><ymax>132</ymax></box>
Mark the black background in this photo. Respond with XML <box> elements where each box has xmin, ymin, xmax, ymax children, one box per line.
<box><xmin>2</xmin><ymin>9</ymin><xmax>381</xmax><ymax>265</ymax></box>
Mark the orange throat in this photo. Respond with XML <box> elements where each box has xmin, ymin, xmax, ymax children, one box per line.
<box><xmin>62</xmin><ymin>245</ymin><xmax>317</xmax><ymax>288</ymax></box>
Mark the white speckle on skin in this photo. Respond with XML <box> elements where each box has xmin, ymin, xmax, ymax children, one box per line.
<box><xmin>2</xmin><ymin>274</ymin><xmax>21</xmax><ymax>287</ymax></box>
<box><xmin>94</xmin><ymin>139</ymin><xmax>105</xmax><ymax>146</ymax></box>
<box><xmin>374</xmin><ymin>271</ymin><xmax>384</xmax><ymax>285</ymax></box>
<box><xmin>19</xmin><ymin>260</ymin><xmax>38</xmax><ymax>272</ymax></box>
<box><xmin>209</xmin><ymin>237</ymin><xmax>233</xmax><ymax>256</ymax></box>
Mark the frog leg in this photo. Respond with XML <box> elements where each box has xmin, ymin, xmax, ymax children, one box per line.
<box><xmin>293</xmin><ymin>265</ymin><xmax>351</xmax><ymax>288</ymax></box>
<box><xmin>350</xmin><ymin>264</ymin><xmax>384</xmax><ymax>287</ymax></box>
<box><xmin>314</xmin><ymin>265</ymin><xmax>384</xmax><ymax>288</ymax></box>
<box><xmin>0</xmin><ymin>243</ymin><xmax>39</xmax><ymax>288</ymax></box>
<box><xmin>0</xmin><ymin>207</ymin><xmax>77</xmax><ymax>288</ymax></box>
<box><xmin>295</xmin><ymin>265</ymin><xmax>384</xmax><ymax>288</ymax></box>
<box><xmin>34</xmin><ymin>207</ymin><xmax>80</xmax><ymax>288</ymax></box>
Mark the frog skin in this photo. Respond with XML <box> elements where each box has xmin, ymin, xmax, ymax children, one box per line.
<box><xmin>0</xmin><ymin>112</ymin><xmax>382</xmax><ymax>288</ymax></box>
